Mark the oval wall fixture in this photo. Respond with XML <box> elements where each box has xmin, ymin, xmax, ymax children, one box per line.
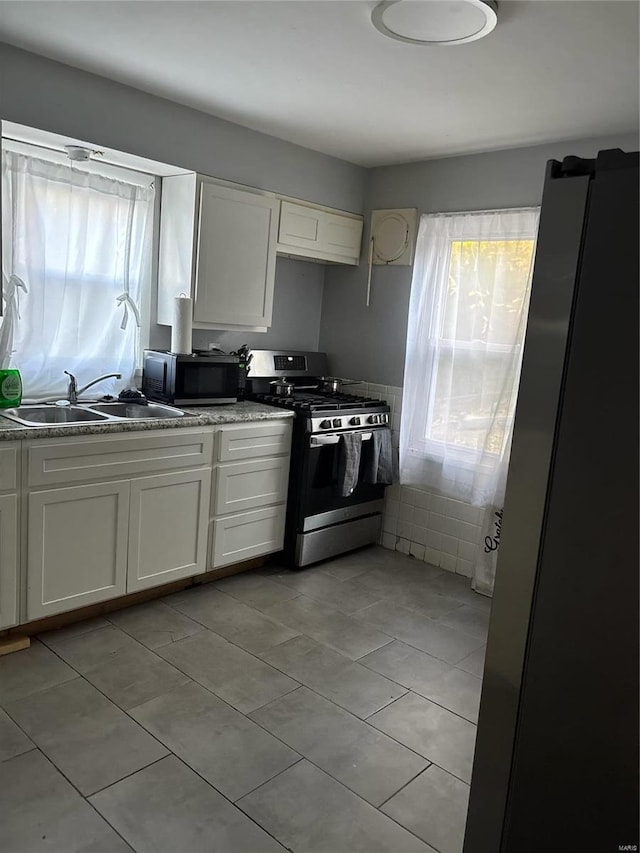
<box><xmin>371</xmin><ymin>0</ymin><xmax>498</xmax><ymax>46</ymax></box>
<box><xmin>371</xmin><ymin>208</ymin><xmax>417</xmax><ymax>266</ymax></box>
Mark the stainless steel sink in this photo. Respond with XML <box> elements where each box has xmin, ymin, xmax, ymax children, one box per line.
<box><xmin>86</xmin><ymin>402</ymin><xmax>185</xmax><ymax>419</ymax></box>
<box><xmin>0</xmin><ymin>401</ymin><xmax>186</xmax><ymax>427</ymax></box>
<box><xmin>1</xmin><ymin>406</ymin><xmax>111</xmax><ymax>426</ymax></box>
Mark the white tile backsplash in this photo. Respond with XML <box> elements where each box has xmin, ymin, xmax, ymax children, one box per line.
<box><xmin>347</xmin><ymin>380</ymin><xmax>485</xmax><ymax>580</ymax></box>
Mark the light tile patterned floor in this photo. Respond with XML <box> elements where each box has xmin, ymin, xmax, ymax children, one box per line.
<box><xmin>0</xmin><ymin>545</ymin><xmax>490</xmax><ymax>853</ymax></box>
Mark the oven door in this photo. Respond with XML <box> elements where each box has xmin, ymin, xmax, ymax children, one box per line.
<box><xmin>298</xmin><ymin>429</ymin><xmax>387</xmax><ymax>529</ymax></box>
<box><xmin>174</xmin><ymin>360</ymin><xmax>238</xmax><ymax>404</ymax></box>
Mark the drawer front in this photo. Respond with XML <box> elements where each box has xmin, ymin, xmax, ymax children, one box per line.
<box><xmin>0</xmin><ymin>443</ymin><xmax>19</xmax><ymax>491</ymax></box>
<box><xmin>211</xmin><ymin>504</ymin><xmax>285</xmax><ymax>568</ymax></box>
<box><xmin>26</xmin><ymin>428</ymin><xmax>214</xmax><ymax>487</ymax></box>
<box><xmin>216</xmin><ymin>421</ymin><xmax>291</xmax><ymax>462</ymax></box>
<box><xmin>214</xmin><ymin>456</ymin><xmax>289</xmax><ymax>515</ymax></box>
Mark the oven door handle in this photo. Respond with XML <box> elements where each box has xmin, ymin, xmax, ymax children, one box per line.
<box><xmin>310</xmin><ymin>432</ymin><xmax>373</xmax><ymax>446</ymax></box>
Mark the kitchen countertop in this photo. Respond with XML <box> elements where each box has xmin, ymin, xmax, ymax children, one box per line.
<box><xmin>0</xmin><ymin>401</ymin><xmax>294</xmax><ymax>441</ymax></box>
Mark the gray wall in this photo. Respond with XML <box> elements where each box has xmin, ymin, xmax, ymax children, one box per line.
<box><xmin>0</xmin><ymin>42</ymin><xmax>366</xmax><ymax>354</ymax></box>
<box><xmin>319</xmin><ymin>132</ymin><xmax>640</xmax><ymax>386</ymax></box>
<box><xmin>149</xmin><ymin>258</ymin><xmax>325</xmax><ymax>353</ymax></box>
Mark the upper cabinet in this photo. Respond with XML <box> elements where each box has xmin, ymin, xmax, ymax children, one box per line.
<box><xmin>157</xmin><ymin>174</ymin><xmax>279</xmax><ymax>332</ymax></box>
<box><xmin>277</xmin><ymin>200</ymin><xmax>363</xmax><ymax>265</ymax></box>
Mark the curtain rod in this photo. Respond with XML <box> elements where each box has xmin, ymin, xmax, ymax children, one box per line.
<box><xmin>2</xmin><ymin>135</ymin><xmax>156</xmax><ymax>182</ymax></box>
<box><xmin>420</xmin><ymin>205</ymin><xmax>540</xmax><ymax>218</ymax></box>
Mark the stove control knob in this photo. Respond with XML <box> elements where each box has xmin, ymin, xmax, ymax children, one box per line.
<box><xmin>350</xmin><ymin>416</ymin><xmax>361</xmax><ymax>426</ymax></box>
<box><xmin>382</xmin><ymin>413</ymin><xmax>389</xmax><ymax>423</ymax></box>
<box><xmin>332</xmin><ymin>418</ymin><xmax>342</xmax><ymax>428</ymax></box>
<box><xmin>320</xmin><ymin>419</ymin><xmax>332</xmax><ymax>429</ymax></box>
<box><xmin>367</xmin><ymin>414</ymin><xmax>378</xmax><ymax>424</ymax></box>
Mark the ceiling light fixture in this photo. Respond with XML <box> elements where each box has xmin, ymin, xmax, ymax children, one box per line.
<box><xmin>64</xmin><ymin>145</ymin><xmax>94</xmax><ymax>161</ymax></box>
<box><xmin>371</xmin><ymin>0</ymin><xmax>498</xmax><ymax>46</ymax></box>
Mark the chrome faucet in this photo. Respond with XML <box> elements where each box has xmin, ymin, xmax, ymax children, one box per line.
<box><xmin>64</xmin><ymin>371</ymin><xmax>122</xmax><ymax>404</ymax></box>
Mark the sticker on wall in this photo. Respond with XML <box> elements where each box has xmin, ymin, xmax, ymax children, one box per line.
<box><xmin>370</xmin><ymin>208</ymin><xmax>417</xmax><ymax>266</ymax></box>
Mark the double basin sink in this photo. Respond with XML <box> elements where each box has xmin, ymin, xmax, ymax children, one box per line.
<box><xmin>0</xmin><ymin>401</ymin><xmax>186</xmax><ymax>427</ymax></box>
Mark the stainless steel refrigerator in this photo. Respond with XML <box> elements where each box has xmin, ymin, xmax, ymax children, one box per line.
<box><xmin>463</xmin><ymin>148</ymin><xmax>639</xmax><ymax>853</ymax></box>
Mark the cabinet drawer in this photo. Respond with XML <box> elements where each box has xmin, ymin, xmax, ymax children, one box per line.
<box><xmin>214</xmin><ymin>456</ymin><xmax>289</xmax><ymax>515</ymax></box>
<box><xmin>216</xmin><ymin>421</ymin><xmax>291</xmax><ymax>462</ymax></box>
<box><xmin>26</xmin><ymin>429</ymin><xmax>214</xmax><ymax>487</ymax></box>
<box><xmin>0</xmin><ymin>443</ymin><xmax>19</xmax><ymax>491</ymax></box>
<box><xmin>211</xmin><ymin>504</ymin><xmax>285</xmax><ymax>568</ymax></box>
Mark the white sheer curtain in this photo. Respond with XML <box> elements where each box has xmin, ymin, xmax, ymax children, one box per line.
<box><xmin>400</xmin><ymin>207</ymin><xmax>539</xmax><ymax>593</ymax></box>
<box><xmin>1</xmin><ymin>147</ymin><xmax>155</xmax><ymax>399</ymax></box>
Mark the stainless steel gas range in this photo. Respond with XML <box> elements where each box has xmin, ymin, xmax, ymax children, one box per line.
<box><xmin>245</xmin><ymin>349</ymin><xmax>392</xmax><ymax>567</ymax></box>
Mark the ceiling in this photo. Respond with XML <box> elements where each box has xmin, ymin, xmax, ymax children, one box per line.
<box><xmin>0</xmin><ymin>1</ymin><xmax>637</xmax><ymax>167</ymax></box>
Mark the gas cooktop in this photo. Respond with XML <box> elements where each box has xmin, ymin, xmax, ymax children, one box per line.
<box><xmin>253</xmin><ymin>391</ymin><xmax>384</xmax><ymax>412</ymax></box>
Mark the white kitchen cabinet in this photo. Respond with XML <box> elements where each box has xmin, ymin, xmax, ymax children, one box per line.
<box><xmin>157</xmin><ymin>173</ymin><xmax>279</xmax><ymax>331</ymax></box>
<box><xmin>277</xmin><ymin>200</ymin><xmax>363</xmax><ymax>265</ymax></box>
<box><xmin>0</xmin><ymin>443</ymin><xmax>19</xmax><ymax>629</ymax></box>
<box><xmin>0</xmin><ymin>493</ymin><xmax>18</xmax><ymax>629</ymax></box>
<box><xmin>214</xmin><ymin>456</ymin><xmax>289</xmax><ymax>516</ymax></box>
<box><xmin>216</xmin><ymin>420</ymin><xmax>292</xmax><ymax>463</ymax></box>
<box><xmin>210</xmin><ymin>420</ymin><xmax>292</xmax><ymax>569</ymax></box>
<box><xmin>27</xmin><ymin>481</ymin><xmax>130</xmax><ymax>620</ymax></box>
<box><xmin>127</xmin><ymin>468</ymin><xmax>211</xmax><ymax>593</ymax></box>
<box><xmin>212</xmin><ymin>505</ymin><xmax>286</xmax><ymax>569</ymax></box>
<box><xmin>24</xmin><ymin>428</ymin><xmax>214</xmax><ymax>620</ymax></box>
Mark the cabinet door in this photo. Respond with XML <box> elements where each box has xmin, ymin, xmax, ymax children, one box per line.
<box><xmin>0</xmin><ymin>494</ymin><xmax>18</xmax><ymax>629</ymax></box>
<box><xmin>278</xmin><ymin>201</ymin><xmax>362</xmax><ymax>265</ymax></box>
<box><xmin>211</xmin><ymin>505</ymin><xmax>286</xmax><ymax>569</ymax></box>
<box><xmin>320</xmin><ymin>213</ymin><xmax>363</xmax><ymax>261</ymax></box>
<box><xmin>128</xmin><ymin>468</ymin><xmax>211</xmax><ymax>593</ymax></box>
<box><xmin>278</xmin><ymin>201</ymin><xmax>323</xmax><ymax>252</ymax></box>
<box><xmin>28</xmin><ymin>482</ymin><xmax>129</xmax><ymax>620</ymax></box>
<box><xmin>214</xmin><ymin>456</ymin><xmax>290</xmax><ymax>516</ymax></box>
<box><xmin>193</xmin><ymin>183</ymin><xmax>278</xmax><ymax>328</ymax></box>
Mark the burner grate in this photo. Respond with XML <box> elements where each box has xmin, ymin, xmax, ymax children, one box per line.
<box><xmin>253</xmin><ymin>391</ymin><xmax>386</xmax><ymax>413</ymax></box>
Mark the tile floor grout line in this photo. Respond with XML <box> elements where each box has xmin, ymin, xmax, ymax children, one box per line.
<box><xmin>9</xmin><ymin>748</ymin><xmax>138</xmax><ymax>853</ymax></box>
<box><xmin>354</xmin><ymin>656</ymin><xmax>481</xmax><ymax>724</ymax></box>
<box><xmin>234</xmin><ymin>752</ymin><xmax>445</xmax><ymax>853</ymax></box>
<box><xmin>244</xmin><ymin>683</ymin><xmax>441</xmax><ymax>803</ymax></box>
<box><xmin>87</xmin><ymin>753</ymin><xmax>170</xmax><ymax>798</ymax></box>
<box><xmin>375</xmin><ymin>762</ymin><xmax>434</xmax><ymax>810</ymax></box>
<box><xmin>17</xmin><ymin>642</ymin><xmax>173</xmax><ymax>772</ymax></box>
<box><xmin>13</xmin><ymin>646</ymin><xmax>300</xmax><ymax>852</ymax></box>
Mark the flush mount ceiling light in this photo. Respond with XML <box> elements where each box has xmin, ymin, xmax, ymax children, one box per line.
<box><xmin>64</xmin><ymin>145</ymin><xmax>102</xmax><ymax>161</ymax></box>
<box><xmin>371</xmin><ymin>0</ymin><xmax>498</xmax><ymax>46</ymax></box>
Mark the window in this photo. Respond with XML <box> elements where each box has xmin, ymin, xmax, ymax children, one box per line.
<box><xmin>426</xmin><ymin>237</ymin><xmax>536</xmax><ymax>455</ymax></box>
<box><xmin>400</xmin><ymin>208</ymin><xmax>539</xmax><ymax>504</ymax></box>
<box><xmin>1</xmin><ymin>142</ymin><xmax>155</xmax><ymax>400</ymax></box>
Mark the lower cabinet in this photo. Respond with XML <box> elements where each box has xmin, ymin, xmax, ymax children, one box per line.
<box><xmin>14</xmin><ymin>421</ymin><xmax>292</xmax><ymax>625</ymax></box>
<box><xmin>0</xmin><ymin>493</ymin><xmax>19</xmax><ymax>629</ymax></box>
<box><xmin>27</xmin><ymin>481</ymin><xmax>130</xmax><ymax>620</ymax></box>
<box><xmin>26</xmin><ymin>469</ymin><xmax>211</xmax><ymax>619</ymax></box>
<box><xmin>210</xmin><ymin>420</ymin><xmax>292</xmax><ymax>569</ymax></box>
<box><xmin>128</xmin><ymin>468</ymin><xmax>210</xmax><ymax>593</ymax></box>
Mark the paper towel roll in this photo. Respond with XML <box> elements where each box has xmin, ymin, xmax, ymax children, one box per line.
<box><xmin>171</xmin><ymin>295</ymin><xmax>193</xmax><ymax>354</ymax></box>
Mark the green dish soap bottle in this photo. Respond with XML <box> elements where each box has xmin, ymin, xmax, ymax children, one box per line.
<box><xmin>0</xmin><ymin>366</ymin><xmax>22</xmax><ymax>408</ymax></box>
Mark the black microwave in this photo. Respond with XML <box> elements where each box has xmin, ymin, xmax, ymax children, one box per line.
<box><xmin>142</xmin><ymin>350</ymin><xmax>239</xmax><ymax>405</ymax></box>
